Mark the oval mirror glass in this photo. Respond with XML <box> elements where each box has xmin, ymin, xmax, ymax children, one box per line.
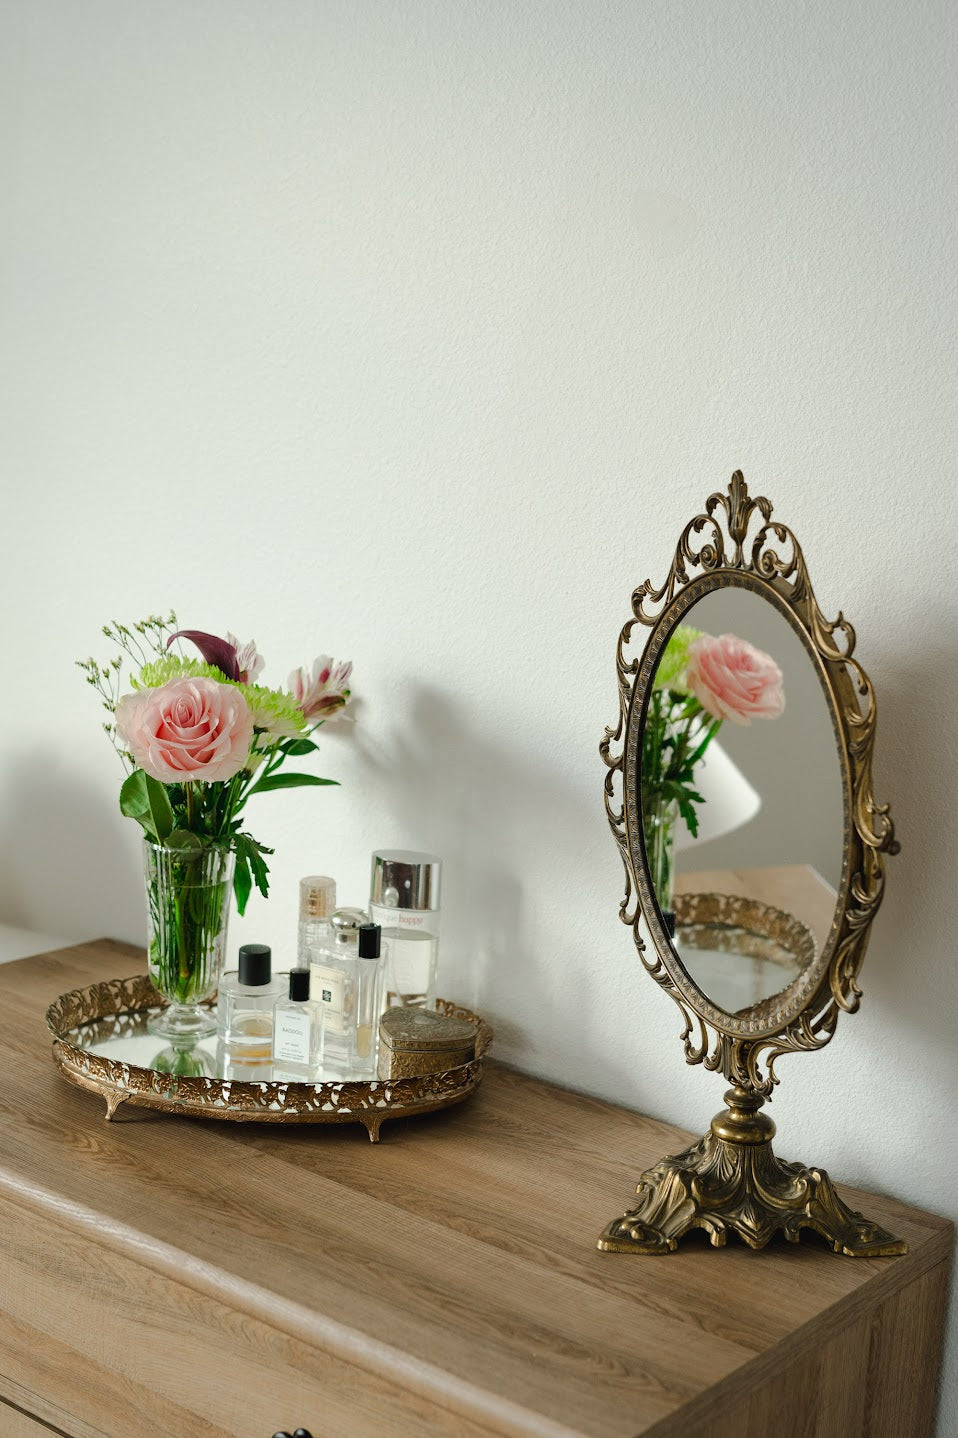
<box><xmin>640</xmin><ymin>587</ymin><xmax>844</xmax><ymax>1019</ymax></box>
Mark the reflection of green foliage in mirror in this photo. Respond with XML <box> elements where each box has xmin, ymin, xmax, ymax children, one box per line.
<box><xmin>643</xmin><ymin>619</ymin><xmax>788</xmax><ymax>917</ymax></box>
<box><xmin>643</xmin><ymin>624</ymin><xmax>720</xmax><ymax>914</ymax></box>
<box><xmin>642</xmin><ymin>692</ymin><xmax>719</xmax><ymax>841</ymax></box>
<box><xmin>653</xmin><ymin>623</ymin><xmax>703</xmax><ymax>694</ymax></box>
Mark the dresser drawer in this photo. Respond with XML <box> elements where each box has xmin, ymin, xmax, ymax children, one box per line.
<box><xmin>0</xmin><ymin>1398</ymin><xmax>69</xmax><ymax>1438</ymax></box>
<box><xmin>0</xmin><ymin>1191</ymin><xmax>496</xmax><ymax>1438</ymax></box>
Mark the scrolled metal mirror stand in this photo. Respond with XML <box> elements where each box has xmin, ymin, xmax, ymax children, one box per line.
<box><xmin>599</xmin><ymin>472</ymin><xmax>904</xmax><ymax>1256</ymax></box>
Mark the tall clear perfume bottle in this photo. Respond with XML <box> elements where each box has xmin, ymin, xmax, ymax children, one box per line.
<box><xmin>309</xmin><ymin>907</ymin><xmax>367</xmax><ymax>1075</ymax></box>
<box><xmin>352</xmin><ymin>922</ymin><xmax>383</xmax><ymax>1077</ymax></box>
<box><xmin>272</xmin><ymin>969</ymin><xmax>321</xmax><ymax>1078</ymax></box>
<box><xmin>370</xmin><ymin>850</ymin><xmax>441</xmax><ymax>1009</ymax></box>
<box><xmin>216</xmin><ymin>943</ymin><xmax>286</xmax><ymax>1057</ymax></box>
<box><xmin>297</xmin><ymin>874</ymin><xmax>336</xmax><ymax>970</ymax></box>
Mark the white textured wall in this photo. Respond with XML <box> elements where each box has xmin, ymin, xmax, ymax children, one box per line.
<box><xmin>3</xmin><ymin>1</ymin><xmax>956</xmax><ymax>1427</ymax></box>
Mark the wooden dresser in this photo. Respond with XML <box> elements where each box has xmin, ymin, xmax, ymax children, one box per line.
<box><xmin>0</xmin><ymin>942</ymin><xmax>951</xmax><ymax>1437</ymax></box>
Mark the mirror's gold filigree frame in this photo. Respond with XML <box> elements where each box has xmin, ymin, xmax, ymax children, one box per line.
<box><xmin>598</xmin><ymin>472</ymin><xmax>904</xmax><ymax>1256</ymax></box>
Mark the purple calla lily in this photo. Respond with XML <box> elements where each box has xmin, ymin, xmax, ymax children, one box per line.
<box><xmin>167</xmin><ymin>629</ymin><xmax>241</xmax><ymax>682</ymax></box>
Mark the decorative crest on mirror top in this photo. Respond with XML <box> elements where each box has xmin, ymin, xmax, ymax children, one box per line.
<box><xmin>600</xmin><ymin>472</ymin><xmax>898</xmax><ymax>1097</ymax></box>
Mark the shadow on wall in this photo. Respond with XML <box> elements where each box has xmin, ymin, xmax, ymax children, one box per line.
<box><xmin>350</xmin><ymin>683</ymin><xmax>598</xmax><ymax>1058</ymax></box>
<box><xmin>0</xmin><ymin>748</ymin><xmax>144</xmax><ymax>945</ymax></box>
<box><xmin>864</xmin><ymin>637</ymin><xmax>958</xmax><ymax>1049</ymax></box>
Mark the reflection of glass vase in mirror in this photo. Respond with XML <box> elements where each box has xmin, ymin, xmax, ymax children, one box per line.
<box><xmin>150</xmin><ymin>1039</ymin><xmax>216</xmax><ymax>1077</ymax></box>
<box><xmin>643</xmin><ymin>796</ymin><xmax>679</xmax><ymax>930</ymax></box>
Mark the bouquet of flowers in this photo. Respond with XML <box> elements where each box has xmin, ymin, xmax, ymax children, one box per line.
<box><xmin>79</xmin><ymin>615</ymin><xmax>352</xmax><ymax>1035</ymax></box>
<box><xmin>643</xmin><ymin>624</ymin><xmax>784</xmax><ymax>923</ymax></box>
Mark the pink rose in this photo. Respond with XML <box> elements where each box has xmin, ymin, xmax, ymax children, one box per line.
<box><xmin>288</xmin><ymin>656</ymin><xmax>353</xmax><ymax>722</ymax></box>
<box><xmin>686</xmin><ymin>634</ymin><xmax>784</xmax><ymax>725</ymax></box>
<box><xmin>116</xmin><ymin>677</ymin><xmax>254</xmax><ymax>783</ymax></box>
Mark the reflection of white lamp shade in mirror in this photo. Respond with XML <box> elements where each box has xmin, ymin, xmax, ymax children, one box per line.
<box><xmin>674</xmin><ymin>742</ymin><xmax>760</xmax><ymax>852</ymax></box>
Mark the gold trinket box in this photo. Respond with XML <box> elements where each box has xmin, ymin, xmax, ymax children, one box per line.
<box><xmin>378</xmin><ymin>1006</ymin><xmax>478</xmax><ymax>1080</ymax></box>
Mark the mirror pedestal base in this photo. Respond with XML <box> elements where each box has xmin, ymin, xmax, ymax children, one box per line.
<box><xmin>597</xmin><ymin>1087</ymin><xmax>906</xmax><ymax>1257</ymax></box>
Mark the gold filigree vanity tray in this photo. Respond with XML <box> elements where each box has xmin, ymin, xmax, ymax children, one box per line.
<box><xmin>46</xmin><ymin>975</ymin><xmax>493</xmax><ymax>1142</ymax></box>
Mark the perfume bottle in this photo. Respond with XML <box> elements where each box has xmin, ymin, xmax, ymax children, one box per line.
<box><xmin>216</xmin><ymin>943</ymin><xmax>286</xmax><ymax>1056</ymax></box>
<box><xmin>370</xmin><ymin>850</ymin><xmax>441</xmax><ymax>1009</ymax></box>
<box><xmin>351</xmin><ymin>922</ymin><xmax>383</xmax><ymax>1077</ymax></box>
<box><xmin>309</xmin><ymin>907</ymin><xmax>367</xmax><ymax>1074</ymax></box>
<box><xmin>297</xmin><ymin>875</ymin><xmax>336</xmax><ymax>970</ymax></box>
<box><xmin>272</xmin><ymin>970</ymin><xmax>321</xmax><ymax>1077</ymax></box>
<box><xmin>215</xmin><ymin>1044</ymin><xmax>277</xmax><ymax>1081</ymax></box>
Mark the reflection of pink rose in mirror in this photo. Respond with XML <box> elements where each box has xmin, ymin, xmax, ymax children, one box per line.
<box><xmin>116</xmin><ymin>677</ymin><xmax>254</xmax><ymax>782</ymax></box>
<box><xmin>686</xmin><ymin>634</ymin><xmax>784</xmax><ymax>725</ymax></box>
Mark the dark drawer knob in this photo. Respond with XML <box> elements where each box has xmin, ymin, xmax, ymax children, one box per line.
<box><xmin>272</xmin><ymin>1430</ymin><xmax>314</xmax><ymax>1438</ymax></box>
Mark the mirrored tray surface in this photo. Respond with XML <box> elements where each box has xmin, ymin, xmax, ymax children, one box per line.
<box><xmin>47</xmin><ymin>975</ymin><xmax>493</xmax><ymax>1142</ymax></box>
<box><xmin>673</xmin><ymin>892</ymin><xmax>817</xmax><ymax>1020</ymax></box>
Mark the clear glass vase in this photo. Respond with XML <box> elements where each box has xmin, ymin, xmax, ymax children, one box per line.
<box><xmin>143</xmin><ymin>839</ymin><xmax>235</xmax><ymax>1040</ymax></box>
<box><xmin>643</xmin><ymin>798</ymin><xmax>678</xmax><ymax>936</ymax></box>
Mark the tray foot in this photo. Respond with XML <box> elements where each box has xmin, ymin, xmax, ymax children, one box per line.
<box><xmin>363</xmin><ymin>1114</ymin><xmax>384</xmax><ymax>1143</ymax></box>
<box><xmin>103</xmin><ymin>1089</ymin><xmax>130</xmax><ymax>1121</ymax></box>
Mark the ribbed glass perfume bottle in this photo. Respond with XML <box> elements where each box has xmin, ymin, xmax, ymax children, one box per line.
<box><xmin>297</xmin><ymin>875</ymin><xmax>336</xmax><ymax>970</ymax></box>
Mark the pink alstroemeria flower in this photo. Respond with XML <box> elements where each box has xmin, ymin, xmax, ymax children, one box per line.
<box><xmin>226</xmin><ymin>632</ymin><xmax>264</xmax><ymax>684</ymax></box>
<box><xmin>288</xmin><ymin>657</ymin><xmax>353</xmax><ymax>721</ymax></box>
<box><xmin>168</xmin><ymin>629</ymin><xmax>263</xmax><ymax>684</ymax></box>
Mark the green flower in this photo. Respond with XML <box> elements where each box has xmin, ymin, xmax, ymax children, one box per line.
<box><xmin>132</xmin><ymin>659</ymin><xmax>304</xmax><ymax>738</ymax></box>
<box><xmin>654</xmin><ymin>623</ymin><xmax>704</xmax><ymax>694</ymax></box>
<box><xmin>244</xmin><ymin>685</ymin><xmax>308</xmax><ymax>739</ymax></box>
<box><xmin>130</xmin><ymin>652</ymin><xmax>302</xmax><ymax>742</ymax></box>
<box><xmin>133</xmin><ymin>656</ymin><xmax>224</xmax><ymax>688</ymax></box>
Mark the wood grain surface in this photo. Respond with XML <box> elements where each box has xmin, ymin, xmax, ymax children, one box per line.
<box><xmin>0</xmin><ymin>942</ymin><xmax>951</xmax><ymax>1438</ymax></box>
<box><xmin>0</xmin><ymin>1397</ymin><xmax>70</xmax><ymax>1437</ymax></box>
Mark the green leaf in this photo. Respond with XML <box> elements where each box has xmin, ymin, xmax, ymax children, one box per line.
<box><xmin>246</xmin><ymin>772</ymin><xmax>339</xmax><ymax>796</ymax></box>
<box><xmin>686</xmin><ymin>719</ymin><xmax>723</xmax><ymax>769</ymax></box>
<box><xmin>233</xmin><ymin>849</ymin><xmax>252</xmax><ymax>916</ymax></box>
<box><xmin>119</xmin><ymin>770</ymin><xmax>174</xmax><ymax>841</ymax></box>
<box><xmin>163</xmin><ymin>829</ymin><xmax>204</xmax><ymax>854</ymax></box>
<box><xmin>281</xmin><ymin>737</ymin><xmax>319</xmax><ymax>757</ymax></box>
<box><xmin>248</xmin><ymin>847</ymin><xmax>270</xmax><ymax>897</ymax></box>
<box><xmin>233</xmin><ymin>832</ymin><xmax>272</xmax><ymax>915</ymax></box>
<box><xmin>677</xmin><ymin>795</ymin><xmax>699</xmax><ymax>837</ymax></box>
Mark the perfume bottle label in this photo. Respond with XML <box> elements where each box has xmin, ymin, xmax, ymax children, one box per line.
<box><xmin>311</xmin><ymin>963</ymin><xmax>345</xmax><ymax>1033</ymax></box>
<box><xmin>274</xmin><ymin>1007</ymin><xmax>313</xmax><ymax>1065</ymax></box>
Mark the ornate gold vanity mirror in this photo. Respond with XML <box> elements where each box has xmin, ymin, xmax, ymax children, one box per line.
<box><xmin>599</xmin><ymin>472</ymin><xmax>903</xmax><ymax>1255</ymax></box>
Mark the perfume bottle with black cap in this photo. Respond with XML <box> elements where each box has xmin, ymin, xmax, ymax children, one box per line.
<box><xmin>351</xmin><ymin>922</ymin><xmax>383</xmax><ymax>1077</ymax></box>
<box><xmin>310</xmin><ymin>906</ymin><xmax>366</xmax><ymax>1072</ymax></box>
<box><xmin>273</xmin><ymin>969</ymin><xmax>320</xmax><ymax>1077</ymax></box>
<box><xmin>216</xmin><ymin>942</ymin><xmax>286</xmax><ymax>1054</ymax></box>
